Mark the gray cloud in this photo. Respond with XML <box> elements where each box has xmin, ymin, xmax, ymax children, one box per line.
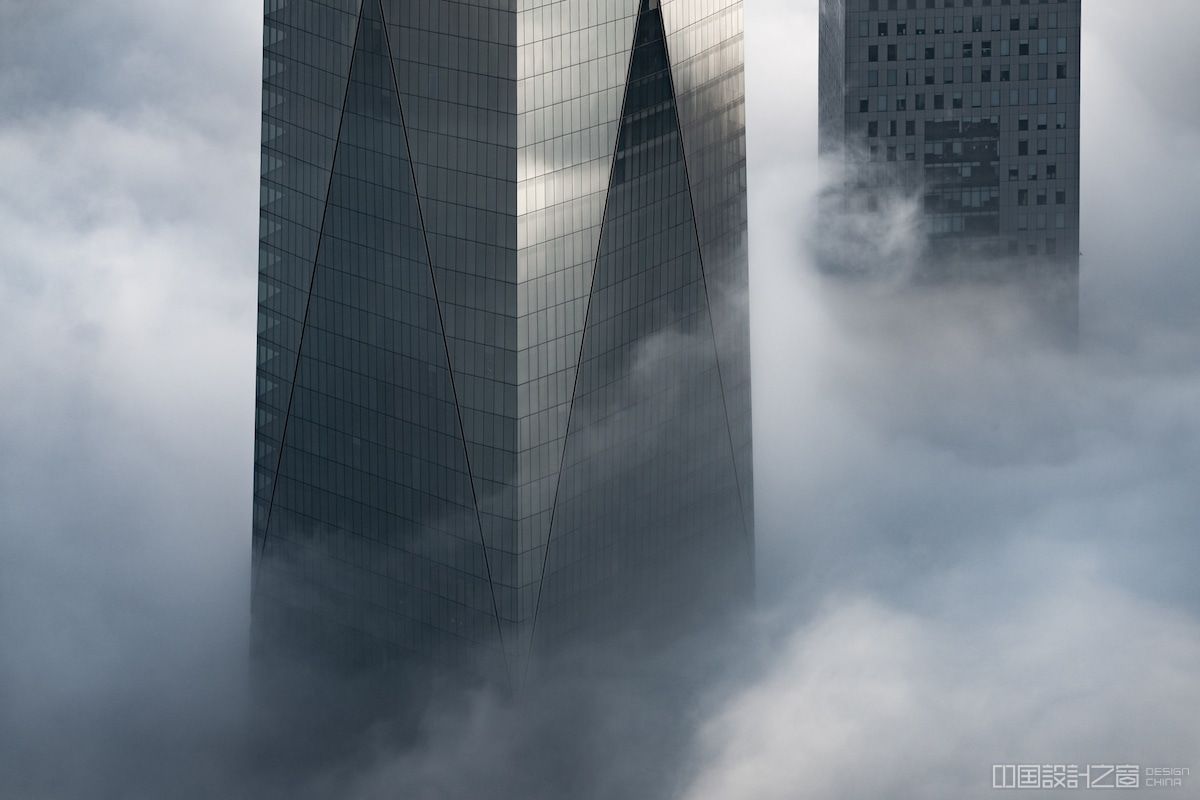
<box><xmin>1</xmin><ymin>1</ymin><xmax>1199</xmax><ymax>798</ymax></box>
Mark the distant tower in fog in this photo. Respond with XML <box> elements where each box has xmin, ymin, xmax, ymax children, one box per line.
<box><xmin>251</xmin><ymin>0</ymin><xmax>753</xmax><ymax>690</ymax></box>
<box><xmin>819</xmin><ymin>0</ymin><xmax>1081</xmax><ymax>328</ymax></box>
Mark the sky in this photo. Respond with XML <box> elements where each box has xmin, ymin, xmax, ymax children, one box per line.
<box><xmin>0</xmin><ymin>1</ymin><xmax>1198</xmax><ymax>798</ymax></box>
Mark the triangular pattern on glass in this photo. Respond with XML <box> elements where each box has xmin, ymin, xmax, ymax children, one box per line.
<box><xmin>529</xmin><ymin>0</ymin><xmax>750</xmax><ymax>660</ymax></box>
<box><xmin>254</xmin><ymin>0</ymin><xmax>504</xmax><ymax>677</ymax></box>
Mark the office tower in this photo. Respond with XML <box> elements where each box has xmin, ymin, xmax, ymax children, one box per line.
<box><xmin>819</xmin><ymin>0</ymin><xmax>1081</xmax><ymax>323</ymax></box>
<box><xmin>252</xmin><ymin>0</ymin><xmax>752</xmax><ymax>690</ymax></box>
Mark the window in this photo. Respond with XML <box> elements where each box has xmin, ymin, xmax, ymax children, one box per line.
<box><xmin>887</xmin><ymin>145</ymin><xmax>897</xmax><ymax>161</ymax></box>
<box><xmin>1057</xmin><ymin>62</ymin><xmax>1068</xmax><ymax>79</ymax></box>
<box><xmin>991</xmin><ymin>90</ymin><xmax>1001</xmax><ymax>106</ymax></box>
<box><xmin>916</xmin><ymin>93</ymin><xmax>926</xmax><ymax>110</ymax></box>
<box><xmin>879</xmin><ymin>94</ymin><xmax>889</xmax><ymax>111</ymax></box>
<box><xmin>952</xmin><ymin>92</ymin><xmax>963</xmax><ymax>109</ymax></box>
<box><xmin>860</xmin><ymin>19</ymin><xmax>870</xmax><ymax>37</ymax></box>
<box><xmin>934</xmin><ymin>93</ymin><xmax>945</xmax><ymax>109</ymax></box>
<box><xmin>1020</xmin><ymin>63</ymin><xmax>1029</xmax><ymax>81</ymax></box>
<box><xmin>1056</xmin><ymin>212</ymin><xmax>1066</xmax><ymax>230</ymax></box>
<box><xmin>1046</xmin><ymin>164</ymin><xmax>1057</xmax><ymax>179</ymax></box>
<box><xmin>992</xmin><ymin>14</ymin><xmax>1002</xmax><ymax>32</ymax></box>
<box><xmin>1057</xmin><ymin>138</ymin><xmax>1066</xmax><ymax>154</ymax></box>
<box><xmin>1037</xmin><ymin>113</ymin><xmax>1047</xmax><ymax>130</ymax></box>
<box><xmin>1048</xmin><ymin>87</ymin><xmax>1058</xmax><ymax>104</ymax></box>
<box><xmin>1000</xmin><ymin>64</ymin><xmax>1011</xmax><ymax>81</ymax></box>
<box><xmin>1018</xmin><ymin>139</ymin><xmax>1029</xmax><ymax>155</ymax></box>
<box><xmin>1019</xmin><ymin>40</ymin><xmax>1030</xmax><ymax>56</ymax></box>
<box><xmin>1010</xmin><ymin>89</ymin><xmax>1019</xmax><ymax>105</ymax></box>
<box><xmin>868</xmin><ymin>70</ymin><xmax>879</xmax><ymax>87</ymax></box>
<box><xmin>972</xmin><ymin>15</ymin><xmax>983</xmax><ymax>32</ymax></box>
<box><xmin>1039</xmin><ymin>38</ymin><xmax>1049</xmax><ymax>55</ymax></box>
<box><xmin>925</xmin><ymin>67</ymin><xmax>935</xmax><ymax>84</ymax></box>
<box><xmin>935</xmin><ymin>17</ymin><xmax>945</xmax><ymax>34</ymax></box>
<box><xmin>1010</xmin><ymin>16</ymin><xmax>1020</xmax><ymax>30</ymax></box>
<box><xmin>1029</xmin><ymin>15</ymin><xmax>1039</xmax><ymax>30</ymax></box>
<box><xmin>1029</xmin><ymin>88</ymin><xmax>1039</xmax><ymax>104</ymax></box>
<box><xmin>1036</xmin><ymin>189</ymin><xmax>1047</xmax><ymax>206</ymax></box>
<box><xmin>879</xmin><ymin>21</ymin><xmax>889</xmax><ymax>36</ymax></box>
<box><xmin>964</xmin><ymin>66</ymin><xmax>973</xmax><ymax>82</ymax></box>
<box><xmin>888</xmin><ymin>69</ymin><xmax>898</xmax><ymax>86</ymax></box>
<box><xmin>944</xmin><ymin>66</ymin><xmax>955</xmax><ymax>83</ymax></box>
<box><xmin>1057</xmin><ymin>36</ymin><xmax>1068</xmax><ymax>53</ymax></box>
<box><xmin>905</xmin><ymin>143</ymin><xmax>917</xmax><ymax>161</ymax></box>
<box><xmin>906</xmin><ymin>119</ymin><xmax>916</xmax><ymax>135</ymax></box>
<box><xmin>897</xmin><ymin>95</ymin><xmax>908</xmax><ymax>110</ymax></box>
<box><xmin>982</xmin><ymin>67</ymin><xmax>992</xmax><ymax>82</ymax></box>
<box><xmin>869</xmin><ymin>45</ymin><xmax>879</xmax><ymax>62</ymax></box>
<box><xmin>907</xmin><ymin>43</ymin><xmax>916</xmax><ymax>60</ymax></box>
<box><xmin>916</xmin><ymin>17</ymin><xmax>926</xmax><ymax>34</ymax></box>
<box><xmin>1056</xmin><ymin>190</ymin><xmax>1066</xmax><ymax>205</ymax></box>
<box><xmin>1018</xmin><ymin>115</ymin><xmax>1029</xmax><ymax>132</ymax></box>
<box><xmin>925</xmin><ymin>45</ymin><xmax>936</xmax><ymax>59</ymax></box>
<box><xmin>963</xmin><ymin>42</ymin><xmax>973</xmax><ymax>58</ymax></box>
<box><xmin>1018</xmin><ymin>189</ymin><xmax>1029</xmax><ymax>206</ymax></box>
<box><xmin>859</xmin><ymin>98</ymin><xmax>870</xmax><ymax>112</ymax></box>
<box><xmin>1056</xmin><ymin>112</ymin><xmax>1066</xmax><ymax>129</ymax></box>
<box><xmin>888</xmin><ymin>44</ymin><xmax>898</xmax><ymax>61</ymax></box>
<box><xmin>1038</xmin><ymin>62</ymin><xmax>1049</xmax><ymax>80</ymax></box>
<box><xmin>897</xmin><ymin>21</ymin><xmax>908</xmax><ymax>35</ymax></box>
<box><xmin>1001</xmin><ymin>39</ymin><xmax>1011</xmax><ymax>56</ymax></box>
<box><xmin>889</xmin><ymin>119</ymin><xmax>898</xmax><ymax>136</ymax></box>
<box><xmin>982</xmin><ymin>40</ymin><xmax>992</xmax><ymax>57</ymax></box>
<box><xmin>953</xmin><ymin>16</ymin><xmax>964</xmax><ymax>33</ymax></box>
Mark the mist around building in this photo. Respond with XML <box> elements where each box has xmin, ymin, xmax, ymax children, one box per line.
<box><xmin>1</xmin><ymin>1</ymin><xmax>1198</xmax><ymax>798</ymax></box>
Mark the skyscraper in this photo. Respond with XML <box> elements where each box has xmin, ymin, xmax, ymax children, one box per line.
<box><xmin>819</xmin><ymin>0</ymin><xmax>1081</xmax><ymax>324</ymax></box>
<box><xmin>252</xmin><ymin>0</ymin><xmax>752</xmax><ymax>690</ymax></box>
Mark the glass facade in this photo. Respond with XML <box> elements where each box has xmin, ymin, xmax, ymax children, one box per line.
<box><xmin>818</xmin><ymin>0</ymin><xmax>1081</xmax><ymax>326</ymax></box>
<box><xmin>254</xmin><ymin>0</ymin><xmax>751</xmax><ymax>687</ymax></box>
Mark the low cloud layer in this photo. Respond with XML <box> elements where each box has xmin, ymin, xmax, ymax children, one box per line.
<box><xmin>1</xmin><ymin>1</ymin><xmax>1198</xmax><ymax>798</ymax></box>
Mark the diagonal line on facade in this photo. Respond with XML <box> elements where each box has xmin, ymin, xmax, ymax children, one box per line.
<box><xmin>376</xmin><ymin>0</ymin><xmax>512</xmax><ymax>692</ymax></box>
<box><xmin>253</xmin><ymin>0</ymin><xmax>366</xmax><ymax>595</ymax></box>
<box><xmin>522</xmin><ymin>0</ymin><xmax>643</xmax><ymax>685</ymax></box>
<box><xmin>658</xmin><ymin>11</ymin><xmax>753</xmax><ymax>555</ymax></box>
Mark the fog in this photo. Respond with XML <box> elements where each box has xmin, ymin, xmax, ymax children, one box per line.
<box><xmin>1</xmin><ymin>1</ymin><xmax>1198</xmax><ymax>798</ymax></box>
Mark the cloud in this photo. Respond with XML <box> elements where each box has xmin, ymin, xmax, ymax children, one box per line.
<box><xmin>1</xmin><ymin>0</ymin><xmax>1199</xmax><ymax>798</ymax></box>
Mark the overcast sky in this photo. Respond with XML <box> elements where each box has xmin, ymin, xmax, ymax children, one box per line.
<box><xmin>1</xmin><ymin>2</ymin><xmax>1198</xmax><ymax>798</ymax></box>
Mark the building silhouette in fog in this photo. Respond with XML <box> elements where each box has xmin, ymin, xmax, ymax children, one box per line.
<box><xmin>252</xmin><ymin>0</ymin><xmax>752</xmax><ymax>689</ymax></box>
<box><xmin>819</xmin><ymin>0</ymin><xmax>1081</xmax><ymax>325</ymax></box>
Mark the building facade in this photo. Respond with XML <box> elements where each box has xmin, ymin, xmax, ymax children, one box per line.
<box><xmin>819</xmin><ymin>0</ymin><xmax>1081</xmax><ymax>321</ymax></box>
<box><xmin>252</xmin><ymin>0</ymin><xmax>752</xmax><ymax>689</ymax></box>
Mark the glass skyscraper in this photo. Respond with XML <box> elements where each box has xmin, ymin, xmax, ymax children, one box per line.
<box><xmin>819</xmin><ymin>0</ymin><xmax>1081</xmax><ymax>326</ymax></box>
<box><xmin>252</xmin><ymin>0</ymin><xmax>752</xmax><ymax>689</ymax></box>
